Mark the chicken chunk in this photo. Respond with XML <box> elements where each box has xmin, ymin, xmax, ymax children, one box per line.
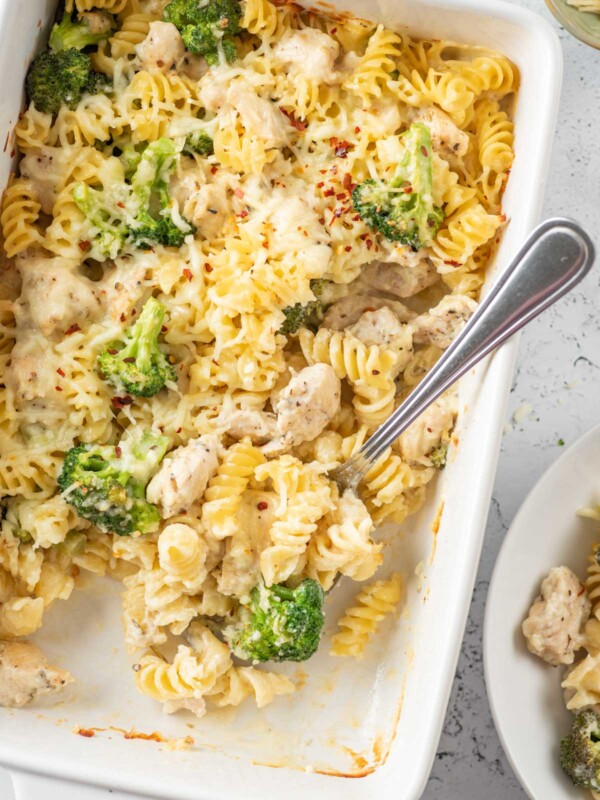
<box><xmin>146</xmin><ymin>435</ymin><xmax>220</xmax><ymax>518</ymax></box>
<box><xmin>136</xmin><ymin>21</ymin><xmax>185</xmax><ymax>73</ymax></box>
<box><xmin>410</xmin><ymin>294</ymin><xmax>478</xmax><ymax>349</ymax></box>
<box><xmin>274</xmin><ymin>28</ymin><xmax>340</xmax><ymax>84</ymax></box>
<box><xmin>323</xmin><ymin>294</ymin><xmax>415</xmax><ymax>331</ymax></box>
<box><xmin>523</xmin><ymin>566</ymin><xmax>591</xmax><ymax>666</ymax></box>
<box><xmin>198</xmin><ymin>71</ymin><xmax>230</xmax><ymax>112</ymax></box>
<box><xmin>224</xmin><ymin>408</ymin><xmax>278</xmax><ymax>444</ymax></box>
<box><xmin>398</xmin><ymin>396</ymin><xmax>456</xmax><ymax>465</ymax></box>
<box><xmin>20</xmin><ymin>148</ymin><xmax>74</xmax><ymax>215</ymax></box>
<box><xmin>348</xmin><ymin>307</ymin><xmax>412</xmax><ymax>350</ymax></box>
<box><xmin>0</xmin><ymin>641</ymin><xmax>73</xmax><ymax>708</ymax></box>
<box><xmin>275</xmin><ymin>364</ymin><xmax>341</xmax><ymax>446</ymax></box>
<box><xmin>413</xmin><ymin>106</ymin><xmax>470</xmax><ymax>160</ymax></box>
<box><xmin>96</xmin><ymin>260</ymin><xmax>147</xmax><ymax>324</ymax></box>
<box><xmin>226</xmin><ymin>82</ymin><xmax>290</xmax><ymax>148</ymax></box>
<box><xmin>360</xmin><ymin>259</ymin><xmax>439</xmax><ymax>299</ymax></box>
<box><xmin>5</xmin><ymin>334</ymin><xmax>62</xmax><ymax>404</ymax></box>
<box><xmin>169</xmin><ymin>171</ymin><xmax>230</xmax><ymax>240</ymax></box>
<box><xmin>15</xmin><ymin>255</ymin><xmax>102</xmax><ymax>337</ymax></box>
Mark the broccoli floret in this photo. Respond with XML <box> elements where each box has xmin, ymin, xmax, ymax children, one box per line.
<box><xmin>57</xmin><ymin>431</ymin><xmax>169</xmax><ymax>536</ymax></box>
<box><xmin>97</xmin><ymin>297</ymin><xmax>175</xmax><ymax>397</ymax></box>
<box><xmin>183</xmin><ymin>131</ymin><xmax>214</xmax><ymax>157</ymax></box>
<box><xmin>72</xmin><ymin>182</ymin><xmax>127</xmax><ymax>260</ymax></box>
<box><xmin>127</xmin><ymin>137</ymin><xmax>195</xmax><ymax>247</ymax></box>
<box><xmin>26</xmin><ymin>48</ymin><xmax>91</xmax><ymax>115</ymax></box>
<box><xmin>85</xmin><ymin>69</ymin><xmax>113</xmax><ymax>95</ymax></box>
<box><xmin>49</xmin><ymin>12</ymin><xmax>114</xmax><ymax>52</ymax></box>
<box><xmin>164</xmin><ymin>0</ymin><xmax>241</xmax><ymax>65</ymax></box>
<box><xmin>429</xmin><ymin>443</ymin><xmax>448</xmax><ymax>469</ymax></box>
<box><xmin>352</xmin><ymin>122</ymin><xmax>444</xmax><ymax>249</ymax></box>
<box><xmin>280</xmin><ymin>279</ymin><xmax>327</xmax><ymax>335</ymax></box>
<box><xmin>224</xmin><ymin>579</ymin><xmax>325</xmax><ymax>662</ymax></box>
<box><xmin>561</xmin><ymin>710</ymin><xmax>600</xmax><ymax>791</ymax></box>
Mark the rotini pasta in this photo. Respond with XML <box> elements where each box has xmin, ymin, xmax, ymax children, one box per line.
<box><xmin>0</xmin><ymin>0</ymin><xmax>516</xmax><ymax>717</ymax></box>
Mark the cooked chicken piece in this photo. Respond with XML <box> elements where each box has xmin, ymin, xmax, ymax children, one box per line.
<box><xmin>224</xmin><ymin>408</ymin><xmax>279</xmax><ymax>444</ymax></box>
<box><xmin>15</xmin><ymin>256</ymin><xmax>101</xmax><ymax>337</ymax></box>
<box><xmin>367</xmin><ymin>96</ymin><xmax>402</xmax><ymax>137</ymax></box>
<box><xmin>169</xmin><ymin>172</ymin><xmax>229</xmax><ymax>240</ymax></box>
<box><xmin>0</xmin><ymin>641</ymin><xmax>73</xmax><ymax>708</ymax></box>
<box><xmin>410</xmin><ymin>294</ymin><xmax>478</xmax><ymax>349</ymax></box>
<box><xmin>78</xmin><ymin>11</ymin><xmax>113</xmax><ymax>36</ymax></box>
<box><xmin>5</xmin><ymin>335</ymin><xmax>62</xmax><ymax>404</ymax></box>
<box><xmin>146</xmin><ymin>435</ymin><xmax>220</xmax><ymax>518</ymax></box>
<box><xmin>360</xmin><ymin>259</ymin><xmax>439</xmax><ymax>299</ymax></box>
<box><xmin>178</xmin><ymin>52</ymin><xmax>208</xmax><ymax>81</ymax></box>
<box><xmin>96</xmin><ymin>260</ymin><xmax>147</xmax><ymax>324</ymax></box>
<box><xmin>136</xmin><ymin>21</ymin><xmax>185</xmax><ymax>73</ymax></box>
<box><xmin>274</xmin><ymin>28</ymin><xmax>340</xmax><ymax>84</ymax></box>
<box><xmin>413</xmin><ymin>106</ymin><xmax>470</xmax><ymax>160</ymax></box>
<box><xmin>227</xmin><ymin>82</ymin><xmax>289</xmax><ymax>148</ymax></box>
<box><xmin>198</xmin><ymin>71</ymin><xmax>230</xmax><ymax>112</ymax></box>
<box><xmin>323</xmin><ymin>294</ymin><xmax>415</xmax><ymax>331</ymax></box>
<box><xmin>398</xmin><ymin>396</ymin><xmax>455</xmax><ymax>465</ymax></box>
<box><xmin>348</xmin><ymin>307</ymin><xmax>411</xmax><ymax>349</ymax></box>
<box><xmin>218</xmin><ymin>490</ymin><xmax>274</xmax><ymax>598</ymax></box>
<box><xmin>523</xmin><ymin>566</ymin><xmax>591</xmax><ymax>666</ymax></box>
<box><xmin>20</xmin><ymin>148</ymin><xmax>75</xmax><ymax>215</ymax></box>
<box><xmin>275</xmin><ymin>364</ymin><xmax>341</xmax><ymax>447</ymax></box>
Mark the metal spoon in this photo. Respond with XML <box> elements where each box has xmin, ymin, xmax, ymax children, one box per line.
<box><xmin>331</xmin><ymin>218</ymin><xmax>595</xmax><ymax>493</ymax></box>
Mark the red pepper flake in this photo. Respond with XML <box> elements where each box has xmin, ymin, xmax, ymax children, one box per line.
<box><xmin>336</xmin><ymin>193</ymin><xmax>346</xmax><ymax>201</ymax></box>
<box><xmin>111</xmin><ymin>395</ymin><xmax>134</xmax><ymax>408</ymax></box>
<box><xmin>578</xmin><ymin>584</ymin><xmax>586</xmax><ymax>596</ymax></box>
<box><xmin>183</xmin><ymin>268</ymin><xmax>193</xmax><ymax>281</ymax></box>
<box><xmin>500</xmin><ymin>213</ymin><xmax>507</xmax><ymax>223</ymax></box>
<box><xmin>330</xmin><ymin>26</ymin><xmax>337</xmax><ymax>33</ymax></box>
<box><xmin>344</xmin><ymin>245</ymin><xmax>352</xmax><ymax>252</ymax></box>
<box><xmin>176</xmin><ymin>427</ymin><xmax>182</xmax><ymax>434</ymax></box>
<box><xmin>318</xmin><ymin>217</ymin><xmax>325</xmax><ymax>225</ymax></box>
<box><xmin>354</xmin><ymin>126</ymin><xmax>361</xmax><ymax>134</ymax></box>
<box><xmin>421</xmin><ymin>146</ymin><xmax>429</xmax><ymax>157</ymax></box>
<box><xmin>329</xmin><ymin>137</ymin><xmax>338</xmax><ymax>147</ymax></box>
<box><xmin>57</xmin><ymin>368</ymin><xmax>65</xmax><ymax>377</ymax></box>
<box><xmin>210</xmin><ymin>165</ymin><xmax>218</xmax><ymax>175</ymax></box>
<box><xmin>443</xmin><ymin>259</ymin><xmax>462</xmax><ymax>268</ymax></box>
<box><xmin>76</xmin><ymin>729</ymin><xmax>95</xmax><ymax>739</ymax></box>
<box><xmin>204</xmin><ymin>262</ymin><xmax>213</xmax><ymax>272</ymax></box>
<box><xmin>161</xmin><ymin>325</ymin><xmax>167</xmax><ymax>333</ymax></box>
<box><xmin>372</xmin><ymin>369</ymin><xmax>380</xmax><ymax>375</ymax></box>
<box><xmin>116</xmin><ymin>201</ymin><xmax>125</xmax><ymax>209</ymax></box>
<box><xmin>234</xmin><ymin>187</ymin><xmax>244</xmax><ymax>199</ymax></box>
<box><xmin>316</xmin><ymin>181</ymin><xmax>325</xmax><ymax>189</ymax></box>
<box><xmin>79</xmin><ymin>240</ymin><xmax>91</xmax><ymax>253</ymax></box>
<box><xmin>403</xmin><ymin>186</ymin><xmax>413</xmax><ymax>194</ymax></box>
<box><xmin>65</xmin><ymin>323</ymin><xmax>81</xmax><ymax>335</ymax></box>
<box><xmin>119</xmin><ymin>313</ymin><xmax>127</xmax><ymax>323</ymax></box>
<box><xmin>237</xmin><ymin>209</ymin><xmax>249</xmax><ymax>219</ymax></box>
<box><xmin>115</xmin><ymin>446</ymin><xmax>122</xmax><ymax>458</ymax></box>
<box><xmin>365</xmin><ymin>239</ymin><xmax>373</xmax><ymax>250</ymax></box>
<box><xmin>122</xmin><ymin>356</ymin><xmax>136</xmax><ymax>363</ymax></box>
<box><xmin>323</xmin><ymin>187</ymin><xmax>335</xmax><ymax>197</ymax></box>
<box><xmin>10</xmin><ymin>150</ymin><xmax>15</xmax><ymax>159</ymax></box>
<box><xmin>334</xmin><ymin>141</ymin><xmax>353</xmax><ymax>158</ymax></box>
<box><xmin>342</xmin><ymin>173</ymin><xmax>355</xmax><ymax>193</ymax></box>
<box><xmin>279</xmin><ymin>106</ymin><xmax>307</xmax><ymax>131</ymax></box>
<box><xmin>257</xmin><ymin>501</ymin><xmax>269</xmax><ymax>511</ymax></box>
<box><xmin>55</xmin><ymin>385</ymin><xmax>63</xmax><ymax>392</ymax></box>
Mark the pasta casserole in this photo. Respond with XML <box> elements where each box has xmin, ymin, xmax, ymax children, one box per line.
<box><xmin>0</xmin><ymin>0</ymin><xmax>517</xmax><ymax>717</ymax></box>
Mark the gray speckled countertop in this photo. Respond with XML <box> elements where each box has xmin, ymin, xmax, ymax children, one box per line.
<box><xmin>425</xmin><ymin>1</ymin><xmax>600</xmax><ymax>795</ymax></box>
<box><xmin>1</xmin><ymin>2</ymin><xmax>599</xmax><ymax>799</ymax></box>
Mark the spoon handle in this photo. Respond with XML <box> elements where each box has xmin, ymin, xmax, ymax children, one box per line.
<box><xmin>332</xmin><ymin>218</ymin><xmax>595</xmax><ymax>490</ymax></box>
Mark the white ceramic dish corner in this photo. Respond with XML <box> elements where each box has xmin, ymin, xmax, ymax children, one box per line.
<box><xmin>485</xmin><ymin>422</ymin><xmax>600</xmax><ymax>800</ymax></box>
<box><xmin>0</xmin><ymin>2</ymin><xmax>562</xmax><ymax>799</ymax></box>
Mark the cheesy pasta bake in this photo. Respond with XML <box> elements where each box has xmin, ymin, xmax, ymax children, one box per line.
<box><xmin>0</xmin><ymin>0</ymin><xmax>517</xmax><ymax>717</ymax></box>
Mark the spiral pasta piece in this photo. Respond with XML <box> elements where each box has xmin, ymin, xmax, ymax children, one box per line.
<box><xmin>1</xmin><ymin>177</ymin><xmax>44</xmax><ymax>258</ymax></box>
<box><xmin>202</xmin><ymin>440</ymin><xmax>266</xmax><ymax>540</ymax></box>
<box><xmin>158</xmin><ymin>522</ymin><xmax>209</xmax><ymax>592</ymax></box>
<box><xmin>119</xmin><ymin>71</ymin><xmax>201</xmax><ymax>142</ymax></box>
<box><xmin>66</xmin><ymin>0</ymin><xmax>129</xmax><ymax>11</ymax></box>
<box><xmin>430</xmin><ymin>203</ymin><xmax>503</xmax><ymax>269</ymax></box>
<box><xmin>14</xmin><ymin>105</ymin><xmax>53</xmax><ymax>151</ymax></box>
<box><xmin>206</xmin><ymin>665</ymin><xmax>295</xmax><ymax>708</ymax></box>
<box><xmin>344</xmin><ymin>25</ymin><xmax>402</xmax><ymax>101</ymax></box>
<box><xmin>476</xmin><ymin>99</ymin><xmax>515</xmax><ymax>175</ymax></box>
<box><xmin>331</xmin><ymin>573</ymin><xmax>402</xmax><ymax>657</ymax></box>
<box><xmin>241</xmin><ymin>0</ymin><xmax>280</xmax><ymax>37</ymax></box>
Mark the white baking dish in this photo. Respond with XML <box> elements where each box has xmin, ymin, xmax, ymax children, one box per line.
<box><xmin>0</xmin><ymin>2</ymin><xmax>561</xmax><ymax>799</ymax></box>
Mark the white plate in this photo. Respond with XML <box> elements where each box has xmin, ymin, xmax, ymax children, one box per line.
<box><xmin>485</xmin><ymin>422</ymin><xmax>600</xmax><ymax>800</ymax></box>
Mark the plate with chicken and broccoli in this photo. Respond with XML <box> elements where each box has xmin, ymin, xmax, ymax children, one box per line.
<box><xmin>485</xmin><ymin>422</ymin><xmax>600</xmax><ymax>799</ymax></box>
